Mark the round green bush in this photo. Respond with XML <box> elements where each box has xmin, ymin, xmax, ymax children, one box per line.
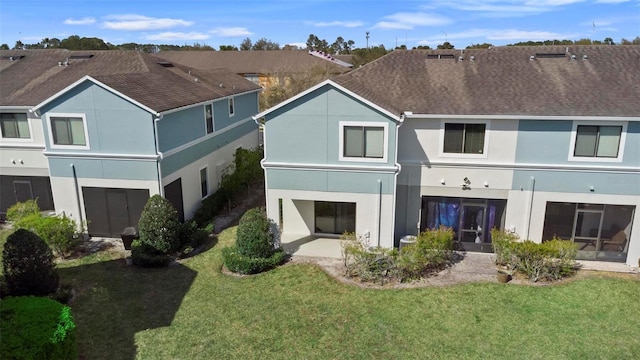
<box><xmin>222</xmin><ymin>247</ymin><xmax>286</xmax><ymax>275</ymax></box>
<box><xmin>2</xmin><ymin>229</ymin><xmax>60</xmax><ymax>297</ymax></box>
<box><xmin>236</xmin><ymin>207</ymin><xmax>275</xmax><ymax>258</ymax></box>
<box><xmin>0</xmin><ymin>296</ymin><xmax>77</xmax><ymax>360</ymax></box>
<box><xmin>138</xmin><ymin>195</ymin><xmax>180</xmax><ymax>254</ymax></box>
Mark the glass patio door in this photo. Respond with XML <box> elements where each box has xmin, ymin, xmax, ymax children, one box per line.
<box><xmin>459</xmin><ymin>202</ymin><xmax>486</xmax><ymax>244</ymax></box>
<box><xmin>572</xmin><ymin>205</ymin><xmax>604</xmax><ymax>254</ymax></box>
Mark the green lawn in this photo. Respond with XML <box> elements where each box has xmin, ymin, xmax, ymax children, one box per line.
<box><xmin>29</xmin><ymin>228</ymin><xmax>640</xmax><ymax>359</ymax></box>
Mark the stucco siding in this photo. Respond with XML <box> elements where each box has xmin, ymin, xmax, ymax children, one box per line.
<box><xmin>266</xmin><ymin>168</ymin><xmax>395</xmax><ymax>194</ymax></box>
<box><xmin>512</xmin><ymin>170</ymin><xmax>639</xmax><ymax>196</ymax></box>
<box><xmin>48</xmin><ymin>157</ymin><xmax>158</xmax><ymax>181</ymax></box>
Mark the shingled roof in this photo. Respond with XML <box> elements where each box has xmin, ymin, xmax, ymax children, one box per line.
<box><xmin>0</xmin><ymin>50</ymin><xmax>261</xmax><ymax>113</ymax></box>
<box><xmin>152</xmin><ymin>50</ymin><xmax>352</xmax><ymax>75</ymax></box>
<box><xmin>333</xmin><ymin>45</ymin><xmax>640</xmax><ymax>117</ymax></box>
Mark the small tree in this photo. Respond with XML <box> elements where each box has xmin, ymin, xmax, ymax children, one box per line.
<box><xmin>2</xmin><ymin>229</ymin><xmax>60</xmax><ymax>296</ymax></box>
<box><xmin>137</xmin><ymin>195</ymin><xmax>180</xmax><ymax>254</ymax></box>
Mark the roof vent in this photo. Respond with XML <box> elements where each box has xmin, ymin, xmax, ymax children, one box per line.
<box><xmin>535</xmin><ymin>53</ymin><xmax>566</xmax><ymax>59</ymax></box>
<box><xmin>470</xmin><ymin>55</ymin><xmax>475</xmax><ymax>62</ymax></box>
<box><xmin>529</xmin><ymin>55</ymin><xmax>535</xmax><ymax>61</ymax></box>
<box><xmin>69</xmin><ymin>54</ymin><xmax>94</xmax><ymax>59</ymax></box>
<box><xmin>2</xmin><ymin>55</ymin><xmax>25</xmax><ymax>61</ymax></box>
<box><xmin>570</xmin><ymin>54</ymin><xmax>577</xmax><ymax>60</ymax></box>
<box><xmin>157</xmin><ymin>61</ymin><xmax>174</xmax><ymax>67</ymax></box>
<box><xmin>427</xmin><ymin>54</ymin><xmax>455</xmax><ymax>59</ymax></box>
<box><xmin>582</xmin><ymin>54</ymin><xmax>588</xmax><ymax>61</ymax></box>
<box><xmin>458</xmin><ymin>56</ymin><xmax>463</xmax><ymax>62</ymax></box>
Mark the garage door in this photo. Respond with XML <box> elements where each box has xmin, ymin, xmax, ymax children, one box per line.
<box><xmin>83</xmin><ymin>187</ymin><xmax>149</xmax><ymax>238</ymax></box>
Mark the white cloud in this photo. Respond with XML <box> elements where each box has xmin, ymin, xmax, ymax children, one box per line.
<box><xmin>422</xmin><ymin>0</ymin><xmax>589</xmax><ymax>17</ymax></box>
<box><xmin>312</xmin><ymin>20</ymin><xmax>364</xmax><ymax>28</ymax></box>
<box><xmin>145</xmin><ymin>32</ymin><xmax>209</xmax><ymax>41</ymax></box>
<box><xmin>416</xmin><ymin>28</ymin><xmax>577</xmax><ymax>46</ymax></box>
<box><xmin>594</xmin><ymin>0</ymin><xmax>631</xmax><ymax>3</ymax></box>
<box><xmin>64</xmin><ymin>17</ymin><xmax>96</xmax><ymax>25</ymax></box>
<box><xmin>210</xmin><ymin>27</ymin><xmax>253</xmax><ymax>37</ymax></box>
<box><xmin>103</xmin><ymin>15</ymin><xmax>193</xmax><ymax>31</ymax></box>
<box><xmin>374</xmin><ymin>12</ymin><xmax>451</xmax><ymax>30</ymax></box>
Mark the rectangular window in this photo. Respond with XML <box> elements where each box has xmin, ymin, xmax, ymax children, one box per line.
<box><xmin>0</xmin><ymin>113</ymin><xmax>30</xmax><ymax>139</ymax></box>
<box><xmin>228</xmin><ymin>98</ymin><xmax>235</xmax><ymax>116</ymax></box>
<box><xmin>314</xmin><ymin>201</ymin><xmax>356</xmax><ymax>234</ymax></box>
<box><xmin>344</xmin><ymin>126</ymin><xmax>384</xmax><ymax>158</ymax></box>
<box><xmin>205</xmin><ymin>104</ymin><xmax>213</xmax><ymax>134</ymax></box>
<box><xmin>50</xmin><ymin>116</ymin><xmax>86</xmax><ymax>146</ymax></box>
<box><xmin>574</xmin><ymin>125</ymin><xmax>622</xmax><ymax>158</ymax></box>
<box><xmin>443</xmin><ymin>123</ymin><xmax>486</xmax><ymax>154</ymax></box>
<box><xmin>200</xmin><ymin>167</ymin><xmax>208</xmax><ymax>198</ymax></box>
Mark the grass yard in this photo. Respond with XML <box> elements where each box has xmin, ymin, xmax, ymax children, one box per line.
<box><xmin>35</xmin><ymin>227</ymin><xmax>640</xmax><ymax>359</ymax></box>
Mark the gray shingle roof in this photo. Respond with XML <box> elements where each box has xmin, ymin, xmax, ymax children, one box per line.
<box><xmin>152</xmin><ymin>50</ymin><xmax>352</xmax><ymax>75</ymax></box>
<box><xmin>0</xmin><ymin>50</ymin><xmax>261</xmax><ymax>113</ymax></box>
<box><xmin>333</xmin><ymin>46</ymin><xmax>640</xmax><ymax>117</ymax></box>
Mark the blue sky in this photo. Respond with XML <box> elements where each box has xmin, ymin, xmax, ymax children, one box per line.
<box><xmin>1</xmin><ymin>0</ymin><xmax>638</xmax><ymax>49</ymax></box>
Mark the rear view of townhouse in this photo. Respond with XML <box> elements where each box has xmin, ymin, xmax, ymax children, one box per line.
<box><xmin>256</xmin><ymin>45</ymin><xmax>640</xmax><ymax>266</ymax></box>
<box><xmin>0</xmin><ymin>50</ymin><xmax>260</xmax><ymax>237</ymax></box>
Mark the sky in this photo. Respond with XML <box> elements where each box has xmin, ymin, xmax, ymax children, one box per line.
<box><xmin>1</xmin><ymin>0</ymin><xmax>639</xmax><ymax>50</ymax></box>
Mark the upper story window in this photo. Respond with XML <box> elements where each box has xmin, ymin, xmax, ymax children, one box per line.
<box><xmin>0</xmin><ymin>113</ymin><xmax>30</xmax><ymax>139</ymax></box>
<box><xmin>47</xmin><ymin>113</ymin><xmax>89</xmax><ymax>149</ymax></box>
<box><xmin>443</xmin><ymin>123</ymin><xmax>486</xmax><ymax>154</ymax></box>
<box><xmin>569</xmin><ymin>122</ymin><xmax>627</xmax><ymax>162</ymax></box>
<box><xmin>339</xmin><ymin>121</ymin><xmax>388</xmax><ymax>162</ymax></box>
<box><xmin>228</xmin><ymin>98</ymin><xmax>235</xmax><ymax>117</ymax></box>
<box><xmin>205</xmin><ymin>104</ymin><xmax>213</xmax><ymax>134</ymax></box>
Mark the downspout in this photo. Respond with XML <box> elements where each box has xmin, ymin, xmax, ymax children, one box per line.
<box><xmin>389</xmin><ymin>113</ymin><xmax>405</xmax><ymax>247</ymax></box>
<box><xmin>525</xmin><ymin>176</ymin><xmax>535</xmax><ymax>239</ymax></box>
<box><xmin>377</xmin><ymin>179</ymin><xmax>382</xmax><ymax>247</ymax></box>
<box><xmin>153</xmin><ymin>115</ymin><xmax>164</xmax><ymax>196</ymax></box>
<box><xmin>70</xmin><ymin>164</ymin><xmax>84</xmax><ymax>226</ymax></box>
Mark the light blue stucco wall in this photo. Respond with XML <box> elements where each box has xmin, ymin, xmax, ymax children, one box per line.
<box><xmin>48</xmin><ymin>157</ymin><xmax>158</xmax><ymax>180</ymax></box>
<box><xmin>513</xmin><ymin>119</ymin><xmax>640</xmax><ymax>195</ymax></box>
<box><xmin>266</xmin><ymin>169</ymin><xmax>395</xmax><ymax>195</ymax></box>
<box><xmin>40</xmin><ymin>81</ymin><xmax>157</xmax><ymax>155</ymax></box>
<box><xmin>157</xmin><ymin>92</ymin><xmax>258</xmax><ymax>152</ymax></box>
<box><xmin>264</xmin><ymin>85</ymin><xmax>398</xmax><ymax>167</ymax></box>
<box><xmin>515</xmin><ymin>119</ymin><xmax>640</xmax><ymax>167</ymax></box>
<box><xmin>160</xmin><ymin>118</ymin><xmax>257</xmax><ymax>176</ymax></box>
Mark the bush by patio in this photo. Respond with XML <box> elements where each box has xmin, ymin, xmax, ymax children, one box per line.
<box><xmin>14</xmin><ymin>213</ymin><xmax>80</xmax><ymax>258</ymax></box>
<box><xmin>223</xmin><ymin>207</ymin><xmax>285</xmax><ymax>274</ymax></box>
<box><xmin>6</xmin><ymin>199</ymin><xmax>40</xmax><ymax>223</ymax></box>
<box><xmin>138</xmin><ymin>195</ymin><xmax>180</xmax><ymax>254</ymax></box>
<box><xmin>0</xmin><ymin>296</ymin><xmax>77</xmax><ymax>360</ymax></box>
<box><xmin>131</xmin><ymin>240</ymin><xmax>172</xmax><ymax>268</ymax></box>
<box><xmin>491</xmin><ymin>229</ymin><xmax>578</xmax><ymax>282</ymax></box>
<box><xmin>2</xmin><ymin>229</ymin><xmax>59</xmax><ymax>297</ymax></box>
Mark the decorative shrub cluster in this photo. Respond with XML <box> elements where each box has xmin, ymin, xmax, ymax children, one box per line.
<box><xmin>222</xmin><ymin>207</ymin><xmax>285</xmax><ymax>275</ymax></box>
<box><xmin>8</xmin><ymin>200</ymin><xmax>81</xmax><ymax>258</ymax></box>
<box><xmin>2</xmin><ymin>229</ymin><xmax>60</xmax><ymax>297</ymax></box>
<box><xmin>341</xmin><ymin>227</ymin><xmax>456</xmax><ymax>284</ymax></box>
<box><xmin>492</xmin><ymin>229</ymin><xmax>578</xmax><ymax>282</ymax></box>
<box><xmin>193</xmin><ymin>147</ymin><xmax>263</xmax><ymax>226</ymax></box>
<box><xmin>0</xmin><ymin>296</ymin><xmax>77</xmax><ymax>360</ymax></box>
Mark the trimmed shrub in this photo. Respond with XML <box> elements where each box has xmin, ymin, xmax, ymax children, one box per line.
<box><xmin>176</xmin><ymin>220</ymin><xmax>212</xmax><ymax>256</ymax></box>
<box><xmin>236</xmin><ymin>207</ymin><xmax>275</xmax><ymax>258</ymax></box>
<box><xmin>395</xmin><ymin>227</ymin><xmax>455</xmax><ymax>281</ymax></box>
<box><xmin>491</xmin><ymin>229</ymin><xmax>578</xmax><ymax>282</ymax></box>
<box><xmin>2</xmin><ymin>229</ymin><xmax>59</xmax><ymax>296</ymax></box>
<box><xmin>341</xmin><ymin>234</ymin><xmax>398</xmax><ymax>285</ymax></box>
<box><xmin>131</xmin><ymin>240</ymin><xmax>172</xmax><ymax>268</ymax></box>
<box><xmin>0</xmin><ymin>296</ymin><xmax>77</xmax><ymax>360</ymax></box>
<box><xmin>6</xmin><ymin>199</ymin><xmax>40</xmax><ymax>223</ymax></box>
<box><xmin>15</xmin><ymin>213</ymin><xmax>80</xmax><ymax>258</ymax></box>
<box><xmin>222</xmin><ymin>247</ymin><xmax>286</xmax><ymax>275</ymax></box>
<box><xmin>138</xmin><ymin>195</ymin><xmax>180</xmax><ymax>254</ymax></box>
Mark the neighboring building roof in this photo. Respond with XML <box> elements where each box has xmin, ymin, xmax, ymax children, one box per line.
<box><xmin>152</xmin><ymin>50</ymin><xmax>352</xmax><ymax>75</ymax></box>
<box><xmin>333</xmin><ymin>46</ymin><xmax>640</xmax><ymax>117</ymax></box>
<box><xmin>0</xmin><ymin>50</ymin><xmax>261</xmax><ymax>113</ymax></box>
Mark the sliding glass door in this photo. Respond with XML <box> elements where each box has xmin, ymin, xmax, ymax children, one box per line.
<box><xmin>314</xmin><ymin>201</ymin><xmax>356</xmax><ymax>235</ymax></box>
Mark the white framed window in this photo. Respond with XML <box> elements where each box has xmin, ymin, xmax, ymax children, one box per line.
<box><xmin>439</xmin><ymin>119</ymin><xmax>490</xmax><ymax>158</ymax></box>
<box><xmin>568</xmin><ymin>121</ymin><xmax>627</xmax><ymax>162</ymax></box>
<box><xmin>339</xmin><ymin>121</ymin><xmax>388</xmax><ymax>163</ymax></box>
<box><xmin>46</xmin><ymin>113</ymin><xmax>89</xmax><ymax>149</ymax></box>
<box><xmin>0</xmin><ymin>113</ymin><xmax>31</xmax><ymax>140</ymax></box>
<box><xmin>228</xmin><ymin>97</ymin><xmax>235</xmax><ymax>117</ymax></box>
<box><xmin>199</xmin><ymin>166</ymin><xmax>209</xmax><ymax>198</ymax></box>
<box><xmin>204</xmin><ymin>104</ymin><xmax>214</xmax><ymax>134</ymax></box>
